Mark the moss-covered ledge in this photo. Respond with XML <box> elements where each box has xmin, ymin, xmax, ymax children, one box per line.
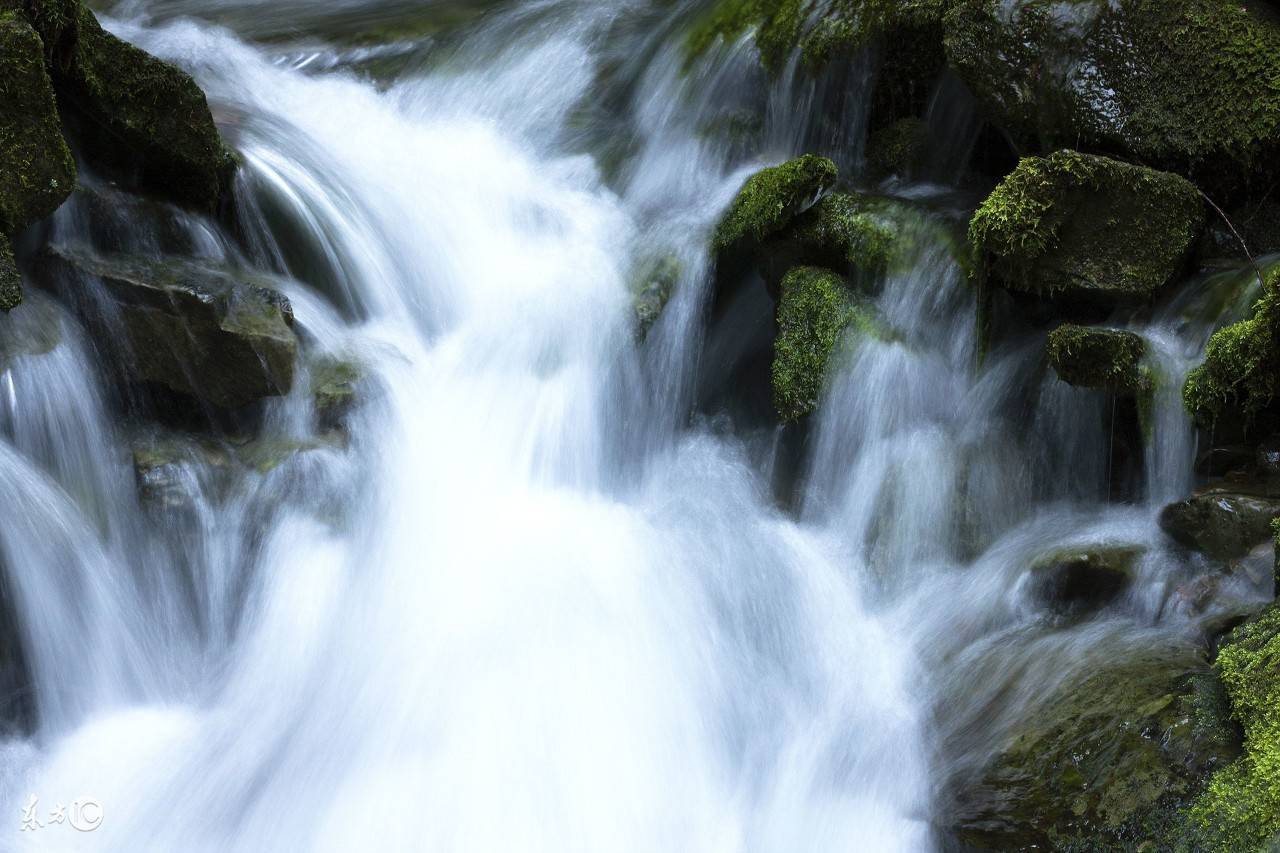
<box><xmin>1046</xmin><ymin>325</ymin><xmax>1150</xmax><ymax>394</ymax></box>
<box><xmin>1187</xmin><ymin>604</ymin><xmax>1280</xmax><ymax>851</ymax></box>
<box><xmin>969</xmin><ymin>151</ymin><xmax>1204</xmax><ymax>305</ymax></box>
<box><xmin>713</xmin><ymin>154</ymin><xmax>837</xmax><ymax>255</ymax></box>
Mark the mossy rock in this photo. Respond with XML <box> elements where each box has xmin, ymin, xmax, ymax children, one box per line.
<box><xmin>0</xmin><ymin>11</ymin><xmax>76</xmax><ymax>236</ymax></box>
<box><xmin>969</xmin><ymin>151</ymin><xmax>1204</xmax><ymax>305</ymax></box>
<box><xmin>943</xmin><ymin>0</ymin><xmax>1280</xmax><ymax>191</ymax></box>
<box><xmin>771</xmin><ymin>265</ymin><xmax>887</xmax><ymax>422</ymax></box>
<box><xmin>0</xmin><ymin>238</ymin><xmax>20</xmax><ymax>312</ymax></box>
<box><xmin>51</xmin><ymin>5</ymin><xmax>236</xmax><ymax>212</ymax></box>
<box><xmin>1026</xmin><ymin>545</ymin><xmax>1143</xmax><ymax>616</ymax></box>
<box><xmin>1160</xmin><ymin>491</ymin><xmax>1280</xmax><ymax>562</ymax></box>
<box><xmin>1184</xmin><ymin>267</ymin><xmax>1280</xmax><ymax>428</ymax></box>
<box><xmin>755</xmin><ymin>191</ymin><xmax>900</xmax><ymax>289</ymax></box>
<box><xmin>309</xmin><ymin>355</ymin><xmax>363</xmax><ymax>430</ymax></box>
<box><xmin>713</xmin><ymin>154</ymin><xmax>838</xmax><ymax>257</ymax></box>
<box><xmin>42</xmin><ymin>247</ymin><xmax>297</xmax><ymax>409</ymax></box>
<box><xmin>630</xmin><ymin>254</ymin><xmax>681</xmax><ymax>339</ymax></box>
<box><xmin>1187</xmin><ymin>604</ymin><xmax>1280</xmax><ymax>851</ymax></box>
<box><xmin>951</xmin><ymin>644</ymin><xmax>1240</xmax><ymax>850</ymax></box>
<box><xmin>866</xmin><ymin>117</ymin><xmax>928</xmax><ymax>179</ymax></box>
<box><xmin>1046</xmin><ymin>324</ymin><xmax>1150</xmax><ymax>394</ymax></box>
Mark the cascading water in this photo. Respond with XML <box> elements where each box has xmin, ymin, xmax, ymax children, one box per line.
<box><xmin>0</xmin><ymin>2</ymin><xmax>1274</xmax><ymax>852</ymax></box>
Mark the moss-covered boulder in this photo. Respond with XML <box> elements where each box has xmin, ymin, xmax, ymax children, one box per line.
<box><xmin>866</xmin><ymin>117</ymin><xmax>928</xmax><ymax>180</ymax></box>
<box><xmin>969</xmin><ymin>151</ymin><xmax>1204</xmax><ymax>305</ymax></box>
<box><xmin>950</xmin><ymin>645</ymin><xmax>1240</xmax><ymax>850</ymax></box>
<box><xmin>771</xmin><ymin>265</ymin><xmax>885</xmax><ymax>422</ymax></box>
<box><xmin>755</xmin><ymin>191</ymin><xmax>899</xmax><ymax>288</ymax></box>
<box><xmin>713</xmin><ymin>155</ymin><xmax>837</xmax><ymax>260</ymax></box>
<box><xmin>1046</xmin><ymin>325</ymin><xmax>1150</xmax><ymax>394</ymax></box>
<box><xmin>1184</xmin><ymin>268</ymin><xmax>1280</xmax><ymax>428</ymax></box>
<box><xmin>944</xmin><ymin>0</ymin><xmax>1280</xmax><ymax>190</ymax></box>
<box><xmin>0</xmin><ymin>239</ymin><xmax>21</xmax><ymax>312</ymax></box>
<box><xmin>1026</xmin><ymin>545</ymin><xmax>1142</xmax><ymax>616</ymax></box>
<box><xmin>50</xmin><ymin>5</ymin><xmax>236</xmax><ymax>211</ymax></box>
<box><xmin>1160</xmin><ymin>489</ymin><xmax>1280</xmax><ymax>562</ymax></box>
<box><xmin>0</xmin><ymin>11</ymin><xmax>75</xmax><ymax>238</ymax></box>
<box><xmin>43</xmin><ymin>247</ymin><xmax>297</xmax><ymax>408</ymax></box>
<box><xmin>1187</xmin><ymin>604</ymin><xmax>1280</xmax><ymax>851</ymax></box>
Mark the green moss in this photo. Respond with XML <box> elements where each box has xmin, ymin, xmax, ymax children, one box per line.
<box><xmin>865</xmin><ymin>117</ymin><xmax>928</xmax><ymax>178</ymax></box>
<box><xmin>0</xmin><ymin>238</ymin><xmax>21</xmax><ymax>312</ymax></box>
<box><xmin>969</xmin><ymin>151</ymin><xmax>1204</xmax><ymax>303</ymax></box>
<box><xmin>771</xmin><ymin>265</ymin><xmax>886</xmax><ymax>422</ymax></box>
<box><xmin>1046</xmin><ymin>325</ymin><xmax>1148</xmax><ymax>392</ymax></box>
<box><xmin>53</xmin><ymin>5</ymin><xmax>236</xmax><ymax>211</ymax></box>
<box><xmin>944</xmin><ymin>0</ymin><xmax>1280</xmax><ymax>189</ymax></box>
<box><xmin>0</xmin><ymin>11</ymin><xmax>75</xmax><ymax>235</ymax></box>
<box><xmin>1183</xmin><ymin>268</ymin><xmax>1280</xmax><ymax>427</ymax></box>
<box><xmin>1188</xmin><ymin>605</ymin><xmax>1280</xmax><ymax>851</ymax></box>
<box><xmin>713</xmin><ymin>154</ymin><xmax>837</xmax><ymax>253</ymax></box>
<box><xmin>782</xmin><ymin>192</ymin><xmax>896</xmax><ymax>270</ymax></box>
<box><xmin>21</xmin><ymin>0</ymin><xmax>79</xmax><ymax>50</ymax></box>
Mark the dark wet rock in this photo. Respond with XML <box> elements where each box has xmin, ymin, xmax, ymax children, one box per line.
<box><xmin>0</xmin><ymin>11</ymin><xmax>76</xmax><ymax>242</ymax></box>
<box><xmin>950</xmin><ymin>645</ymin><xmax>1240</xmax><ymax>850</ymax></box>
<box><xmin>1185</xmin><ymin>604</ymin><xmax>1280</xmax><ymax>850</ymax></box>
<box><xmin>43</xmin><ymin>247</ymin><xmax>297</xmax><ymax>409</ymax></box>
<box><xmin>969</xmin><ymin>151</ymin><xmax>1204</xmax><ymax>306</ymax></box>
<box><xmin>309</xmin><ymin>355</ymin><xmax>363</xmax><ymax>430</ymax></box>
<box><xmin>866</xmin><ymin>117</ymin><xmax>928</xmax><ymax>180</ymax></box>
<box><xmin>944</xmin><ymin>0</ymin><xmax>1280</xmax><ymax>192</ymax></box>
<box><xmin>1196</xmin><ymin>445</ymin><xmax>1256</xmax><ymax>478</ymax></box>
<box><xmin>1026</xmin><ymin>545</ymin><xmax>1142</xmax><ymax>616</ymax></box>
<box><xmin>1045</xmin><ymin>324</ymin><xmax>1149</xmax><ymax>394</ymax></box>
<box><xmin>772</xmin><ymin>265</ymin><xmax>888</xmax><ymax>423</ymax></box>
<box><xmin>630</xmin><ymin>254</ymin><xmax>680</xmax><ymax>340</ymax></box>
<box><xmin>1160</xmin><ymin>490</ymin><xmax>1280</xmax><ymax>562</ymax></box>
<box><xmin>49</xmin><ymin>5</ymin><xmax>236</xmax><ymax>211</ymax></box>
<box><xmin>713</xmin><ymin>155</ymin><xmax>837</xmax><ymax>262</ymax></box>
<box><xmin>0</xmin><ymin>239</ymin><xmax>21</xmax><ymax>312</ymax></box>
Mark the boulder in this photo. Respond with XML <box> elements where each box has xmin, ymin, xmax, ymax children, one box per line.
<box><xmin>713</xmin><ymin>155</ymin><xmax>837</xmax><ymax>260</ymax></box>
<box><xmin>0</xmin><ymin>11</ymin><xmax>76</xmax><ymax>238</ymax></box>
<box><xmin>630</xmin><ymin>254</ymin><xmax>680</xmax><ymax>339</ymax></box>
<box><xmin>950</xmin><ymin>645</ymin><xmax>1239</xmax><ymax>850</ymax></box>
<box><xmin>43</xmin><ymin>247</ymin><xmax>297</xmax><ymax>409</ymax></box>
<box><xmin>944</xmin><ymin>0</ymin><xmax>1280</xmax><ymax>190</ymax></box>
<box><xmin>1026</xmin><ymin>545</ymin><xmax>1142</xmax><ymax>616</ymax></box>
<box><xmin>309</xmin><ymin>355</ymin><xmax>363</xmax><ymax>430</ymax></box>
<box><xmin>0</xmin><ymin>239</ymin><xmax>20</xmax><ymax>312</ymax></box>
<box><xmin>969</xmin><ymin>151</ymin><xmax>1204</xmax><ymax>305</ymax></box>
<box><xmin>756</xmin><ymin>192</ymin><xmax>898</xmax><ymax>289</ymax></box>
<box><xmin>1045</xmin><ymin>324</ymin><xmax>1149</xmax><ymax>394</ymax></box>
<box><xmin>1184</xmin><ymin>267</ymin><xmax>1280</xmax><ymax>428</ymax></box>
<box><xmin>771</xmin><ymin>265</ymin><xmax>887</xmax><ymax>422</ymax></box>
<box><xmin>1187</xmin><ymin>604</ymin><xmax>1280</xmax><ymax>851</ymax></box>
<box><xmin>1160</xmin><ymin>490</ymin><xmax>1280</xmax><ymax>561</ymax></box>
<box><xmin>50</xmin><ymin>5</ymin><xmax>236</xmax><ymax>211</ymax></box>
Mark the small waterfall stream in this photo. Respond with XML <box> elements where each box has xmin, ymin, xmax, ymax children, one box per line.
<box><xmin>0</xmin><ymin>2</ymin><xmax>1273</xmax><ymax>851</ymax></box>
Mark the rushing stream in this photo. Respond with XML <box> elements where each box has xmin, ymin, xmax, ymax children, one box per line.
<box><xmin>0</xmin><ymin>1</ymin><xmax>1273</xmax><ymax>851</ymax></box>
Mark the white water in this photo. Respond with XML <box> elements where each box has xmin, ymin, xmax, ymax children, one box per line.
<box><xmin>0</xmin><ymin>3</ymin><xmax>1271</xmax><ymax>851</ymax></box>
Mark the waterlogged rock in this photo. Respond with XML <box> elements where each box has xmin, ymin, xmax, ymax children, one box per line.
<box><xmin>951</xmin><ymin>645</ymin><xmax>1240</xmax><ymax>850</ymax></box>
<box><xmin>1160</xmin><ymin>490</ymin><xmax>1280</xmax><ymax>562</ymax></box>
<box><xmin>756</xmin><ymin>192</ymin><xmax>898</xmax><ymax>289</ymax></box>
<box><xmin>0</xmin><ymin>239</ymin><xmax>20</xmax><ymax>312</ymax></box>
<box><xmin>772</xmin><ymin>265</ymin><xmax>887</xmax><ymax>422</ymax></box>
<box><xmin>1026</xmin><ymin>545</ymin><xmax>1142</xmax><ymax>616</ymax></box>
<box><xmin>969</xmin><ymin>151</ymin><xmax>1203</xmax><ymax>305</ymax></box>
<box><xmin>944</xmin><ymin>0</ymin><xmax>1280</xmax><ymax>189</ymax></box>
<box><xmin>309</xmin><ymin>355</ymin><xmax>363</xmax><ymax>430</ymax></box>
<box><xmin>630</xmin><ymin>254</ymin><xmax>680</xmax><ymax>339</ymax></box>
<box><xmin>44</xmin><ymin>248</ymin><xmax>297</xmax><ymax>408</ymax></box>
<box><xmin>713</xmin><ymin>155</ymin><xmax>837</xmax><ymax>259</ymax></box>
<box><xmin>0</xmin><ymin>11</ymin><xmax>75</xmax><ymax>238</ymax></box>
<box><xmin>866</xmin><ymin>117</ymin><xmax>928</xmax><ymax>180</ymax></box>
<box><xmin>1187</xmin><ymin>604</ymin><xmax>1280</xmax><ymax>851</ymax></box>
<box><xmin>1184</xmin><ymin>268</ymin><xmax>1280</xmax><ymax>428</ymax></box>
<box><xmin>1045</xmin><ymin>324</ymin><xmax>1149</xmax><ymax>394</ymax></box>
<box><xmin>51</xmin><ymin>5</ymin><xmax>236</xmax><ymax>211</ymax></box>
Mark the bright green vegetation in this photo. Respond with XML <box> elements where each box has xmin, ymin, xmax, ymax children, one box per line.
<box><xmin>713</xmin><ymin>154</ymin><xmax>837</xmax><ymax>253</ymax></box>
<box><xmin>771</xmin><ymin>265</ymin><xmax>886</xmax><ymax>422</ymax></box>
<box><xmin>1046</xmin><ymin>325</ymin><xmax>1149</xmax><ymax>393</ymax></box>
<box><xmin>0</xmin><ymin>11</ymin><xmax>75</xmax><ymax>237</ymax></box>
<box><xmin>1187</xmin><ymin>605</ymin><xmax>1280</xmax><ymax>851</ymax></box>
<box><xmin>969</xmin><ymin>151</ymin><xmax>1204</xmax><ymax>303</ymax></box>
<box><xmin>944</xmin><ymin>0</ymin><xmax>1280</xmax><ymax>189</ymax></box>
<box><xmin>1184</xmin><ymin>268</ymin><xmax>1280</xmax><ymax>427</ymax></box>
